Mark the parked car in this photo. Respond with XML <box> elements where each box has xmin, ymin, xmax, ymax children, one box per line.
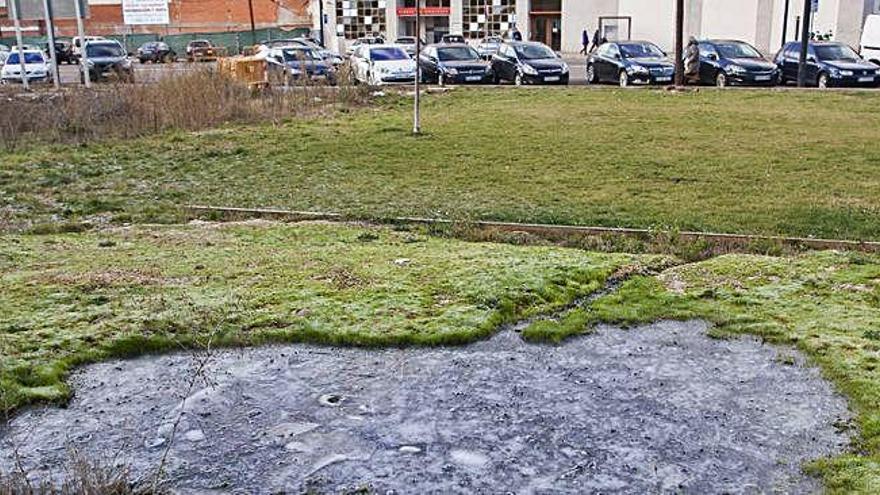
<box><xmin>137</xmin><ymin>41</ymin><xmax>176</xmax><ymax>64</ymax></box>
<box><xmin>476</xmin><ymin>36</ymin><xmax>503</xmax><ymax>59</ymax></box>
<box><xmin>860</xmin><ymin>14</ymin><xmax>880</xmax><ymax>65</ymax></box>
<box><xmin>345</xmin><ymin>36</ymin><xmax>386</xmax><ymax>56</ymax></box>
<box><xmin>82</xmin><ymin>39</ymin><xmax>134</xmax><ymax>83</ymax></box>
<box><xmin>441</xmin><ymin>34</ymin><xmax>466</xmax><ymax>44</ymax></box>
<box><xmin>259</xmin><ymin>38</ymin><xmax>343</xmax><ymax>67</ymax></box>
<box><xmin>186</xmin><ymin>40</ymin><xmax>221</xmax><ymax>62</ymax></box>
<box><xmin>263</xmin><ymin>45</ymin><xmax>336</xmax><ymax>85</ymax></box>
<box><xmin>418</xmin><ymin>43</ymin><xmax>492</xmax><ymax>85</ymax></box>
<box><xmin>587</xmin><ymin>40</ymin><xmax>674</xmax><ymax>87</ymax></box>
<box><xmin>491</xmin><ymin>41</ymin><xmax>569</xmax><ymax>85</ymax></box>
<box><xmin>0</xmin><ymin>44</ymin><xmax>9</xmax><ymax>52</ymax></box>
<box><xmin>349</xmin><ymin>44</ymin><xmax>416</xmax><ymax>86</ymax></box>
<box><xmin>691</xmin><ymin>39</ymin><xmax>778</xmax><ymax>87</ymax></box>
<box><xmin>0</xmin><ymin>51</ymin><xmax>8</xmax><ymax>68</ymax></box>
<box><xmin>72</xmin><ymin>36</ymin><xmax>106</xmax><ymax>58</ymax></box>
<box><xmin>775</xmin><ymin>41</ymin><xmax>879</xmax><ymax>88</ymax></box>
<box><xmin>1</xmin><ymin>50</ymin><xmax>50</xmax><ymax>84</ymax></box>
<box><xmin>46</xmin><ymin>40</ymin><xmax>77</xmax><ymax>65</ymax></box>
<box><xmin>394</xmin><ymin>36</ymin><xmax>422</xmax><ymax>57</ymax></box>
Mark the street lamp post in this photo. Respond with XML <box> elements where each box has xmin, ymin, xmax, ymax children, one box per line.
<box><xmin>413</xmin><ymin>0</ymin><xmax>422</xmax><ymax>135</ymax></box>
<box><xmin>797</xmin><ymin>0</ymin><xmax>812</xmax><ymax>87</ymax></box>
<box><xmin>673</xmin><ymin>0</ymin><xmax>685</xmax><ymax>87</ymax></box>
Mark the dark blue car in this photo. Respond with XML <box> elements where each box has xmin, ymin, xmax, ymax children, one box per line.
<box><xmin>266</xmin><ymin>46</ymin><xmax>336</xmax><ymax>85</ymax></box>
<box><xmin>692</xmin><ymin>39</ymin><xmax>778</xmax><ymax>87</ymax></box>
<box><xmin>586</xmin><ymin>41</ymin><xmax>674</xmax><ymax>87</ymax></box>
<box><xmin>775</xmin><ymin>41</ymin><xmax>880</xmax><ymax>88</ymax></box>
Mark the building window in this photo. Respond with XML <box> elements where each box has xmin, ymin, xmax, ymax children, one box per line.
<box><xmin>463</xmin><ymin>0</ymin><xmax>516</xmax><ymax>39</ymax></box>
<box><xmin>336</xmin><ymin>0</ymin><xmax>387</xmax><ymax>40</ymax></box>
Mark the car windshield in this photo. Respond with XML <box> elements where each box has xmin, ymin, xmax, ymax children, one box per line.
<box><xmin>714</xmin><ymin>41</ymin><xmax>762</xmax><ymax>59</ymax></box>
<box><xmin>396</xmin><ymin>38</ymin><xmax>416</xmax><ymax>44</ymax></box>
<box><xmin>514</xmin><ymin>44</ymin><xmax>556</xmax><ymax>60</ymax></box>
<box><xmin>87</xmin><ymin>43</ymin><xmax>124</xmax><ymax>58</ymax></box>
<box><xmin>814</xmin><ymin>44</ymin><xmax>860</xmax><ymax>61</ymax></box>
<box><xmin>6</xmin><ymin>52</ymin><xmax>45</xmax><ymax>64</ymax></box>
<box><xmin>619</xmin><ymin>43</ymin><xmax>664</xmax><ymax>59</ymax></box>
<box><xmin>191</xmin><ymin>41</ymin><xmax>210</xmax><ymax>47</ymax></box>
<box><xmin>282</xmin><ymin>49</ymin><xmax>316</xmax><ymax>62</ymax></box>
<box><xmin>438</xmin><ymin>46</ymin><xmax>479</xmax><ymax>61</ymax></box>
<box><xmin>370</xmin><ymin>47</ymin><xmax>409</xmax><ymax>61</ymax></box>
<box><xmin>485</xmin><ymin>37</ymin><xmax>502</xmax><ymax>43</ymax></box>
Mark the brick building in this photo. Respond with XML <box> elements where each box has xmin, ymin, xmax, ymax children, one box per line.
<box><xmin>0</xmin><ymin>0</ymin><xmax>312</xmax><ymax>37</ymax></box>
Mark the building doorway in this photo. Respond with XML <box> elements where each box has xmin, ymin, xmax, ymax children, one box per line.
<box><xmin>530</xmin><ymin>0</ymin><xmax>561</xmax><ymax>50</ymax></box>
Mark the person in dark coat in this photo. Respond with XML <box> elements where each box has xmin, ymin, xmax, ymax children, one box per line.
<box><xmin>684</xmin><ymin>36</ymin><xmax>701</xmax><ymax>83</ymax></box>
<box><xmin>580</xmin><ymin>28</ymin><xmax>590</xmax><ymax>54</ymax></box>
<box><xmin>591</xmin><ymin>28</ymin><xmax>602</xmax><ymax>52</ymax></box>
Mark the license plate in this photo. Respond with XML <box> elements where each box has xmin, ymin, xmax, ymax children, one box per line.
<box><xmin>656</xmin><ymin>76</ymin><xmax>672</xmax><ymax>82</ymax></box>
<box><xmin>859</xmin><ymin>76</ymin><xmax>874</xmax><ymax>82</ymax></box>
<box><xmin>544</xmin><ymin>76</ymin><xmax>560</xmax><ymax>82</ymax></box>
<box><xmin>466</xmin><ymin>76</ymin><xmax>482</xmax><ymax>81</ymax></box>
<box><xmin>755</xmin><ymin>75</ymin><xmax>771</xmax><ymax>81</ymax></box>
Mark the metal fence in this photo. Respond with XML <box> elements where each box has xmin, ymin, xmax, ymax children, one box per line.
<box><xmin>1</xmin><ymin>26</ymin><xmax>311</xmax><ymax>56</ymax></box>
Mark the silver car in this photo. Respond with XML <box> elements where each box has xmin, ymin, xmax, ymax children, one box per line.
<box><xmin>477</xmin><ymin>36</ymin><xmax>503</xmax><ymax>59</ymax></box>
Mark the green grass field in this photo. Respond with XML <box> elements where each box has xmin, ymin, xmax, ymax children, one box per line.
<box><xmin>2</xmin><ymin>88</ymin><xmax>879</xmax><ymax>239</ymax></box>
<box><xmin>4</xmin><ymin>87</ymin><xmax>880</xmax><ymax>491</ymax></box>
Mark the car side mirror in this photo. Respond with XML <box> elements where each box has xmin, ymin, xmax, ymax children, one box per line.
<box><xmin>807</xmin><ymin>55</ymin><xmax>816</xmax><ymax>63</ymax></box>
<box><xmin>707</xmin><ymin>53</ymin><xmax>718</xmax><ymax>61</ymax></box>
<box><xmin>613</xmin><ymin>54</ymin><xmax>621</xmax><ymax>60</ymax></box>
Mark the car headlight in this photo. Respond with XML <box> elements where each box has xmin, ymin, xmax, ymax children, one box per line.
<box><xmin>628</xmin><ymin>64</ymin><xmax>649</xmax><ymax>74</ymax></box>
<box><xmin>87</xmin><ymin>60</ymin><xmax>95</xmax><ymax>67</ymax></box>
<box><xmin>521</xmin><ymin>64</ymin><xmax>538</xmax><ymax>76</ymax></box>
<box><xmin>444</xmin><ymin>67</ymin><xmax>458</xmax><ymax>75</ymax></box>
<box><xmin>728</xmin><ymin>64</ymin><xmax>747</xmax><ymax>74</ymax></box>
<box><xmin>561</xmin><ymin>62</ymin><xmax>570</xmax><ymax>74</ymax></box>
<box><xmin>839</xmin><ymin>70</ymin><xmax>854</xmax><ymax>76</ymax></box>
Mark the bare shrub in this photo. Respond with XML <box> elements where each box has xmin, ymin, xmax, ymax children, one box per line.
<box><xmin>0</xmin><ymin>67</ymin><xmax>371</xmax><ymax>150</ymax></box>
<box><xmin>0</xmin><ymin>447</ymin><xmax>144</xmax><ymax>495</ymax></box>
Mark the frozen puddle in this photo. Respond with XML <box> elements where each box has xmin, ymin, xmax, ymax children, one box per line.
<box><xmin>1</xmin><ymin>321</ymin><xmax>851</xmax><ymax>494</ymax></box>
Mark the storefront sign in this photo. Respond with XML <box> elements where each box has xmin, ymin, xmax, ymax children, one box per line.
<box><xmin>396</xmin><ymin>7</ymin><xmax>452</xmax><ymax>17</ymax></box>
<box><xmin>122</xmin><ymin>0</ymin><xmax>170</xmax><ymax>25</ymax></box>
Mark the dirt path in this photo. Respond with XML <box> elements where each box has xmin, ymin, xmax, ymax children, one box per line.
<box><xmin>0</xmin><ymin>321</ymin><xmax>851</xmax><ymax>493</ymax></box>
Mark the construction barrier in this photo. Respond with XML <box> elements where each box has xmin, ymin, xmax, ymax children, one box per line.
<box><xmin>218</xmin><ymin>56</ymin><xmax>269</xmax><ymax>89</ymax></box>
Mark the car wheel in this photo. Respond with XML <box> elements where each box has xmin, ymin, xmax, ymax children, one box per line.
<box><xmin>514</xmin><ymin>71</ymin><xmax>523</xmax><ymax>86</ymax></box>
<box><xmin>715</xmin><ymin>71</ymin><xmax>728</xmax><ymax>88</ymax></box>
<box><xmin>619</xmin><ymin>70</ymin><xmax>629</xmax><ymax>88</ymax></box>
<box><xmin>817</xmin><ymin>73</ymin><xmax>829</xmax><ymax>89</ymax></box>
<box><xmin>586</xmin><ymin>64</ymin><xmax>597</xmax><ymax>84</ymax></box>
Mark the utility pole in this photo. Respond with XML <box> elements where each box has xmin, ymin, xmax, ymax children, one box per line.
<box><xmin>781</xmin><ymin>0</ymin><xmax>790</xmax><ymax>47</ymax></box>
<box><xmin>413</xmin><ymin>0</ymin><xmax>421</xmax><ymax>135</ymax></box>
<box><xmin>318</xmin><ymin>0</ymin><xmax>325</xmax><ymax>46</ymax></box>
<box><xmin>74</xmin><ymin>0</ymin><xmax>91</xmax><ymax>88</ymax></box>
<box><xmin>9</xmin><ymin>0</ymin><xmax>30</xmax><ymax>91</ymax></box>
<box><xmin>248</xmin><ymin>0</ymin><xmax>257</xmax><ymax>45</ymax></box>
<box><xmin>673</xmin><ymin>0</ymin><xmax>685</xmax><ymax>87</ymax></box>
<box><xmin>797</xmin><ymin>0</ymin><xmax>811</xmax><ymax>87</ymax></box>
<box><xmin>42</xmin><ymin>0</ymin><xmax>61</xmax><ymax>89</ymax></box>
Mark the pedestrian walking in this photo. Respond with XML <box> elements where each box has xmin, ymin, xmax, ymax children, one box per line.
<box><xmin>591</xmin><ymin>28</ymin><xmax>602</xmax><ymax>52</ymax></box>
<box><xmin>580</xmin><ymin>28</ymin><xmax>590</xmax><ymax>54</ymax></box>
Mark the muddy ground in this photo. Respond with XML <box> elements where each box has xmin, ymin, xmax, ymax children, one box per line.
<box><xmin>0</xmin><ymin>321</ymin><xmax>851</xmax><ymax>494</ymax></box>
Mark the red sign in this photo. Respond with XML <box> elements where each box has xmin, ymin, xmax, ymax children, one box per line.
<box><xmin>396</xmin><ymin>7</ymin><xmax>451</xmax><ymax>17</ymax></box>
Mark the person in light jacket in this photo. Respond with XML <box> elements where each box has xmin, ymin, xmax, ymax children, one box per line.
<box><xmin>684</xmin><ymin>37</ymin><xmax>700</xmax><ymax>83</ymax></box>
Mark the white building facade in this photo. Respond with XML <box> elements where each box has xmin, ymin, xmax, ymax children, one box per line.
<box><xmin>314</xmin><ymin>0</ymin><xmax>880</xmax><ymax>55</ymax></box>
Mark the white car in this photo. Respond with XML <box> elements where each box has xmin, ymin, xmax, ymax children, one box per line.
<box><xmin>349</xmin><ymin>44</ymin><xmax>417</xmax><ymax>86</ymax></box>
<box><xmin>861</xmin><ymin>14</ymin><xmax>880</xmax><ymax>66</ymax></box>
<box><xmin>1</xmin><ymin>50</ymin><xmax>50</xmax><ymax>84</ymax></box>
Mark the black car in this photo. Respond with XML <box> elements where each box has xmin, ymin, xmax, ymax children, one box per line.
<box><xmin>692</xmin><ymin>39</ymin><xmax>778</xmax><ymax>87</ymax></box>
<box><xmin>45</xmin><ymin>40</ymin><xmax>76</xmax><ymax>64</ymax></box>
<box><xmin>490</xmin><ymin>41</ymin><xmax>569</xmax><ymax>85</ymax></box>
<box><xmin>418</xmin><ymin>43</ymin><xmax>492</xmax><ymax>85</ymax></box>
<box><xmin>775</xmin><ymin>41</ymin><xmax>880</xmax><ymax>88</ymax></box>
<box><xmin>587</xmin><ymin>40</ymin><xmax>674</xmax><ymax>87</ymax></box>
<box><xmin>83</xmin><ymin>40</ymin><xmax>134</xmax><ymax>83</ymax></box>
<box><xmin>137</xmin><ymin>41</ymin><xmax>176</xmax><ymax>64</ymax></box>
